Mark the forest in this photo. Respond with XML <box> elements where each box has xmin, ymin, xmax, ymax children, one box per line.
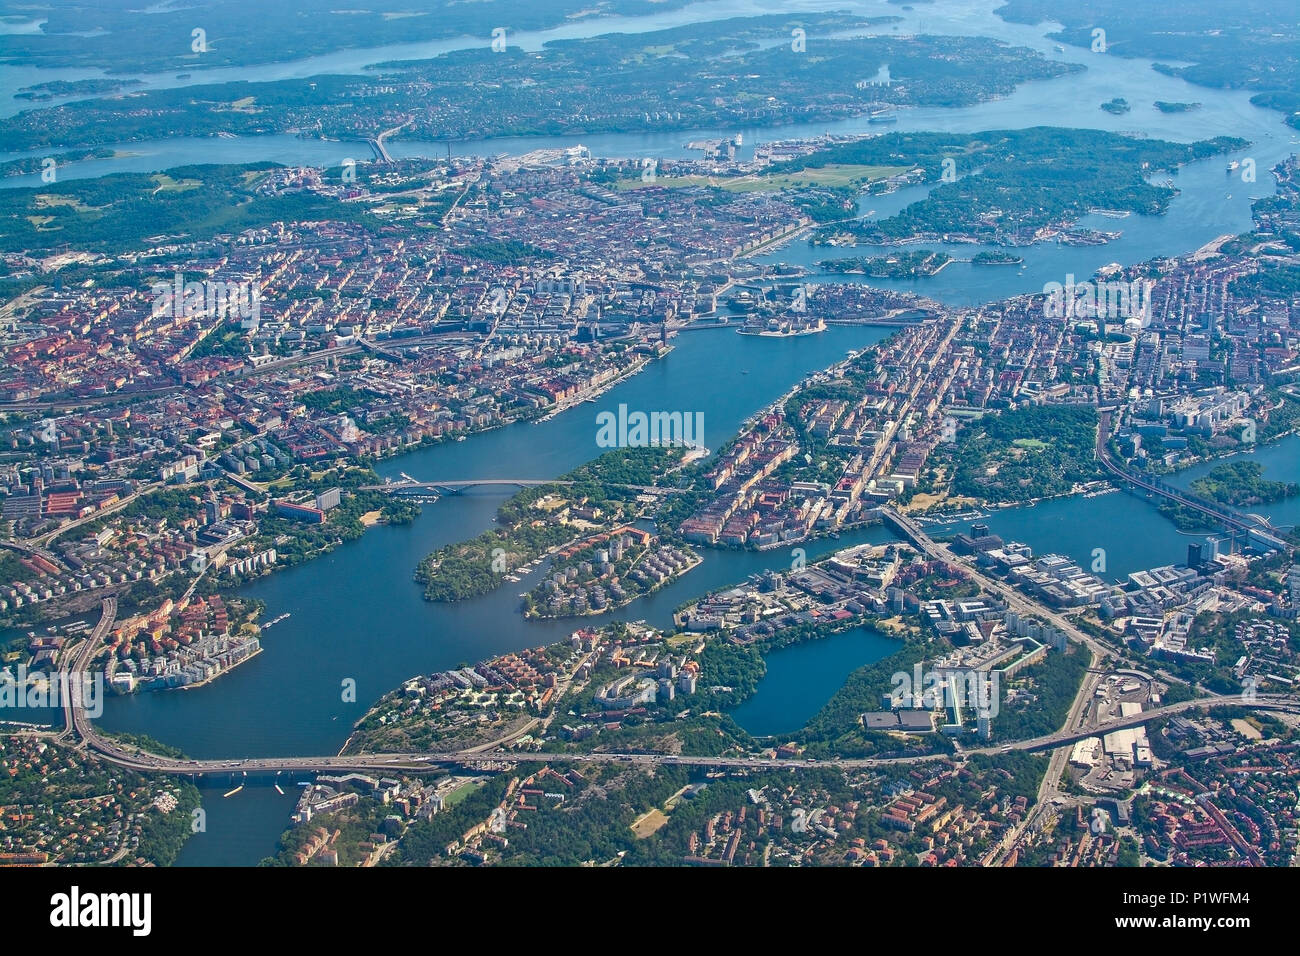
<box><xmin>947</xmin><ymin>404</ymin><xmax>1101</xmax><ymax>504</ymax></box>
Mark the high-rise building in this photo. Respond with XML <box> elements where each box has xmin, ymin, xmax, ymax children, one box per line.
<box><xmin>315</xmin><ymin>488</ymin><xmax>342</xmax><ymax>512</ymax></box>
<box><xmin>1187</xmin><ymin>542</ymin><xmax>1203</xmax><ymax>569</ymax></box>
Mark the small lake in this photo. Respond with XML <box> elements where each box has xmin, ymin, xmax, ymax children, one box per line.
<box><xmin>729</xmin><ymin>625</ymin><xmax>897</xmax><ymax>738</ymax></box>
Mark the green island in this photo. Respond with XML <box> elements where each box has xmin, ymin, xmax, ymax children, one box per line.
<box><xmin>415</xmin><ymin>448</ymin><xmax>687</xmax><ymax>603</ymax></box>
<box><xmin>819</xmin><ymin>249</ymin><xmax>953</xmax><ymax>278</ymax></box>
<box><xmin>971</xmin><ymin>250</ymin><xmax>1024</xmax><ymax>265</ymax></box>
<box><xmin>1189</xmin><ymin>460</ymin><xmax>1300</xmax><ymax>508</ymax></box>
<box><xmin>15</xmin><ymin>78</ymin><xmax>143</xmax><ymax>100</ymax></box>
<box><xmin>1100</xmin><ymin>98</ymin><xmax>1131</xmax><ymax>115</ymax></box>
<box><xmin>1153</xmin><ymin>101</ymin><xmax>1202</xmax><ymax>113</ymax></box>
<box><xmin>0</xmin><ymin>147</ymin><xmax>120</xmax><ymax>178</ymax></box>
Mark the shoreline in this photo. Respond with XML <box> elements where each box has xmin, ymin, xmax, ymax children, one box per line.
<box><xmin>523</xmin><ymin>551</ymin><xmax>703</xmax><ymax>620</ymax></box>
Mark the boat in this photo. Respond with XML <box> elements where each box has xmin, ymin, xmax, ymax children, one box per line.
<box><xmin>1227</xmin><ymin>160</ymin><xmax>1240</xmax><ymax>173</ymax></box>
<box><xmin>262</xmin><ymin>612</ymin><xmax>290</xmax><ymax>629</ymax></box>
<box><xmin>868</xmin><ymin>114</ymin><xmax>898</xmax><ymax>125</ymax></box>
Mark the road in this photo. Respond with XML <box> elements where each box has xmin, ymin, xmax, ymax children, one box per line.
<box><xmin>60</xmin><ymin>595</ymin><xmax>116</xmax><ymax>743</ymax></box>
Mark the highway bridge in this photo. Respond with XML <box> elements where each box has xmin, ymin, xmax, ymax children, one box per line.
<box><xmin>361</xmin><ymin>478</ymin><xmax>677</xmax><ymax>496</ymax></box>
<box><xmin>61</xmin><ymin>691</ymin><xmax>1300</xmax><ymax>778</ymax></box>
<box><xmin>1097</xmin><ymin>411</ymin><xmax>1290</xmax><ymax>551</ymax></box>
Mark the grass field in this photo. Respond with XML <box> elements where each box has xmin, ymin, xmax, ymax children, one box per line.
<box><xmin>151</xmin><ymin>173</ymin><xmax>203</xmax><ymax>193</ymax></box>
<box><xmin>630</xmin><ymin>808</ymin><xmax>670</xmax><ymax>839</ymax></box>
<box><xmin>445</xmin><ymin>779</ymin><xmax>485</xmax><ymax>807</ymax></box>
<box><xmin>616</xmin><ymin>163</ymin><xmax>907</xmax><ymax>193</ymax></box>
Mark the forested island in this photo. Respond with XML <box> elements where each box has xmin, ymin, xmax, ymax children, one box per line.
<box><xmin>15</xmin><ymin>79</ymin><xmax>142</xmax><ymax>100</ymax></box>
<box><xmin>819</xmin><ymin>249</ymin><xmax>952</xmax><ymax>278</ymax></box>
<box><xmin>415</xmin><ymin>448</ymin><xmax>685</xmax><ymax>603</ymax></box>
<box><xmin>972</xmin><ymin>250</ymin><xmax>1024</xmax><ymax>265</ymax></box>
<box><xmin>1189</xmin><ymin>461</ymin><xmax>1300</xmax><ymax>507</ymax></box>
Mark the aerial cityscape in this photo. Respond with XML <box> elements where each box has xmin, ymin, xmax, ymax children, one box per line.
<box><xmin>0</xmin><ymin>0</ymin><xmax>1297</xmax><ymax>908</ymax></box>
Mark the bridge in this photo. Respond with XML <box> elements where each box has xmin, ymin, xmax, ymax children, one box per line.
<box><xmin>367</xmin><ymin>119</ymin><xmax>411</xmax><ymax>166</ymax></box>
<box><xmin>360</xmin><ymin>478</ymin><xmax>677</xmax><ymax>496</ymax></box>
<box><xmin>61</xmin><ymin>596</ymin><xmax>116</xmax><ymax>743</ymax></box>
<box><xmin>1097</xmin><ymin>411</ymin><xmax>1290</xmax><ymax>551</ymax></box>
<box><xmin>363</xmin><ymin>478</ymin><xmax>557</xmax><ymax>495</ymax></box>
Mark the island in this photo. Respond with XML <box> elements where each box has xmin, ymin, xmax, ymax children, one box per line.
<box><xmin>819</xmin><ymin>249</ymin><xmax>953</xmax><ymax>278</ymax></box>
<box><xmin>971</xmin><ymin>250</ymin><xmax>1025</xmax><ymax>266</ymax></box>
<box><xmin>1189</xmin><ymin>460</ymin><xmax>1299</xmax><ymax>507</ymax></box>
